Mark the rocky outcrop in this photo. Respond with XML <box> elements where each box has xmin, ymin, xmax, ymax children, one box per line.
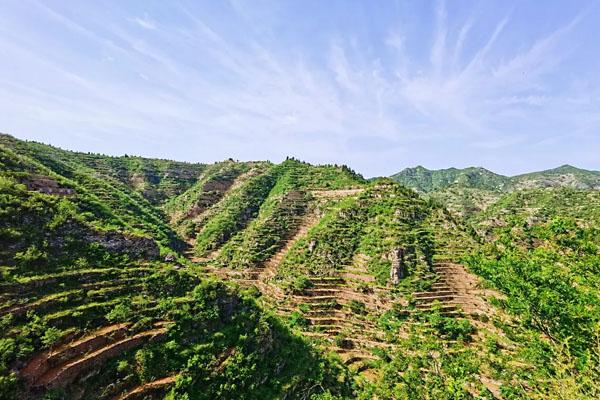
<box><xmin>23</xmin><ymin>175</ymin><xmax>76</xmax><ymax>196</ymax></box>
<box><xmin>389</xmin><ymin>248</ymin><xmax>408</xmax><ymax>284</ymax></box>
<box><xmin>84</xmin><ymin>231</ymin><xmax>159</xmax><ymax>259</ymax></box>
<box><xmin>44</xmin><ymin>222</ymin><xmax>160</xmax><ymax>260</ymax></box>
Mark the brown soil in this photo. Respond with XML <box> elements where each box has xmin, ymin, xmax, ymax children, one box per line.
<box><xmin>21</xmin><ymin>323</ymin><xmax>169</xmax><ymax>391</ymax></box>
<box><xmin>112</xmin><ymin>376</ymin><xmax>177</xmax><ymax>400</ymax></box>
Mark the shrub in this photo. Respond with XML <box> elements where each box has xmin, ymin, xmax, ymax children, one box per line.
<box><xmin>41</xmin><ymin>327</ymin><xmax>62</xmax><ymax>349</ymax></box>
<box><xmin>289</xmin><ymin>311</ymin><xmax>309</xmax><ymax>328</ymax></box>
<box><xmin>348</xmin><ymin>300</ymin><xmax>366</xmax><ymax>315</ymax></box>
<box><xmin>106</xmin><ymin>302</ymin><xmax>133</xmax><ymax>323</ymax></box>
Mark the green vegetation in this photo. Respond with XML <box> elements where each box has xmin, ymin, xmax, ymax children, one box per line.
<box><xmin>0</xmin><ymin>134</ymin><xmax>189</xmax><ymax>252</ymax></box>
<box><xmin>0</xmin><ymin>136</ymin><xmax>365</xmax><ymax>399</ymax></box>
<box><xmin>391</xmin><ymin>164</ymin><xmax>600</xmax><ymax>193</ymax></box>
<box><xmin>472</xmin><ymin>187</ymin><xmax>600</xmax><ymax>231</ymax></box>
<box><xmin>1</xmin><ymin>133</ymin><xmax>599</xmax><ymax>399</ymax></box>
<box><xmin>276</xmin><ymin>194</ymin><xmax>364</xmax><ymax>284</ymax></box>
<box><xmin>392</xmin><ymin>164</ymin><xmax>600</xmax><ymax>219</ymax></box>
<box><xmin>193</xmin><ymin>163</ymin><xmax>280</xmax><ymax>255</ymax></box>
<box><xmin>276</xmin><ymin>181</ymin><xmax>434</xmax><ymax>286</ymax></box>
<box><xmin>205</xmin><ymin>158</ymin><xmax>364</xmax><ymax>264</ymax></box>
<box><xmin>391</xmin><ymin>165</ymin><xmax>511</xmax><ymax>193</ymax></box>
<box><xmin>163</xmin><ymin>160</ymin><xmax>256</xmax><ymax>238</ymax></box>
<box><xmin>464</xmin><ymin>217</ymin><xmax>599</xmax><ymax>397</ymax></box>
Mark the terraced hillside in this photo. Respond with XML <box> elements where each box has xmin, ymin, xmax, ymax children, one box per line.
<box><xmin>0</xmin><ymin>137</ymin><xmax>354</xmax><ymax>399</ymax></box>
<box><xmin>179</xmin><ymin>179</ymin><xmax>562</xmax><ymax>397</ymax></box>
<box><xmin>391</xmin><ymin>164</ymin><xmax>600</xmax><ymax>219</ymax></box>
<box><xmin>1</xmin><ymin>134</ymin><xmax>598</xmax><ymax>399</ymax></box>
<box><xmin>0</xmin><ymin>134</ymin><xmax>207</xmax><ymax>207</ymax></box>
<box><xmin>0</xmin><ymin>134</ymin><xmax>199</xmax><ymax>252</ymax></box>
<box><xmin>0</xmin><ymin>259</ymin><xmax>351</xmax><ymax>399</ymax></box>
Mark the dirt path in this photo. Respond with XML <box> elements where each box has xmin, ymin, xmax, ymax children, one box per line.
<box><xmin>311</xmin><ymin>188</ymin><xmax>364</xmax><ymax>198</ymax></box>
<box><xmin>113</xmin><ymin>376</ymin><xmax>177</xmax><ymax>400</ymax></box>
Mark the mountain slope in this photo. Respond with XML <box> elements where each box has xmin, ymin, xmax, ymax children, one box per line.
<box><xmin>391</xmin><ymin>164</ymin><xmax>600</xmax><ymax>193</ymax></box>
<box><xmin>390</xmin><ymin>166</ymin><xmax>511</xmax><ymax>193</ymax></box>
<box><xmin>391</xmin><ymin>164</ymin><xmax>600</xmax><ymax>219</ymax></box>
<box><xmin>0</xmin><ymin>135</ymin><xmax>353</xmax><ymax>399</ymax></box>
<box><xmin>1</xmin><ymin>134</ymin><xmax>598</xmax><ymax>399</ymax></box>
<box><xmin>512</xmin><ymin>164</ymin><xmax>600</xmax><ymax>190</ymax></box>
<box><xmin>0</xmin><ymin>134</ymin><xmax>199</xmax><ymax>252</ymax></box>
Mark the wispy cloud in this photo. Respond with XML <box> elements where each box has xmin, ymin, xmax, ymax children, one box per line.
<box><xmin>131</xmin><ymin>15</ymin><xmax>157</xmax><ymax>30</ymax></box>
<box><xmin>0</xmin><ymin>0</ymin><xmax>598</xmax><ymax>175</ymax></box>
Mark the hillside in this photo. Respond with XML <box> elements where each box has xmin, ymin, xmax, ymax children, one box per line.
<box><xmin>391</xmin><ymin>164</ymin><xmax>600</xmax><ymax>219</ymax></box>
<box><xmin>391</xmin><ymin>164</ymin><xmax>600</xmax><ymax>193</ymax></box>
<box><xmin>1</xmin><ymin>134</ymin><xmax>598</xmax><ymax>399</ymax></box>
<box><xmin>512</xmin><ymin>164</ymin><xmax>600</xmax><ymax>190</ymax></box>
<box><xmin>390</xmin><ymin>166</ymin><xmax>511</xmax><ymax>193</ymax></box>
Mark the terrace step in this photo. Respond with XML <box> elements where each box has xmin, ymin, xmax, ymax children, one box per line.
<box><xmin>308</xmin><ymin>277</ymin><xmax>346</xmax><ymax>285</ymax></box>
<box><xmin>307</xmin><ymin>317</ymin><xmax>348</xmax><ymax>326</ymax></box>
<box><xmin>413</xmin><ymin>290</ymin><xmax>456</xmax><ymax>298</ymax></box>
<box><xmin>36</xmin><ymin>324</ymin><xmax>169</xmax><ymax>389</ymax></box>
<box><xmin>414</xmin><ymin>295</ymin><xmax>456</xmax><ymax>303</ymax></box>
<box><xmin>415</xmin><ymin>303</ymin><xmax>460</xmax><ymax>311</ymax></box>
<box><xmin>21</xmin><ymin>323</ymin><xmax>130</xmax><ymax>382</ymax></box>
<box><xmin>430</xmin><ymin>283</ymin><xmax>453</xmax><ymax>290</ymax></box>
<box><xmin>341</xmin><ymin>272</ymin><xmax>375</xmax><ymax>283</ymax></box>
<box><xmin>294</xmin><ymin>295</ymin><xmax>338</xmax><ymax>303</ymax></box>
<box><xmin>300</xmin><ymin>289</ymin><xmax>340</xmax><ymax>296</ymax></box>
<box><xmin>340</xmin><ymin>351</ymin><xmax>378</xmax><ymax>366</ymax></box>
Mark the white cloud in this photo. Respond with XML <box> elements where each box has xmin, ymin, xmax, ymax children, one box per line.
<box><xmin>131</xmin><ymin>15</ymin><xmax>157</xmax><ymax>30</ymax></box>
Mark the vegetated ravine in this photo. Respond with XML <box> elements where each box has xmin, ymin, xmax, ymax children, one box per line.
<box><xmin>0</xmin><ymin>133</ymin><xmax>598</xmax><ymax>400</ymax></box>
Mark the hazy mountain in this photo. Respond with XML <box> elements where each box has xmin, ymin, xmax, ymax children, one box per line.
<box><xmin>512</xmin><ymin>164</ymin><xmax>600</xmax><ymax>190</ymax></box>
<box><xmin>390</xmin><ymin>166</ymin><xmax>511</xmax><ymax>193</ymax></box>
<box><xmin>391</xmin><ymin>164</ymin><xmax>600</xmax><ymax>192</ymax></box>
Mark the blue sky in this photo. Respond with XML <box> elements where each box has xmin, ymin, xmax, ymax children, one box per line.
<box><xmin>1</xmin><ymin>0</ymin><xmax>599</xmax><ymax>177</ymax></box>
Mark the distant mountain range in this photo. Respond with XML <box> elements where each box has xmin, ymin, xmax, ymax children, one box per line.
<box><xmin>390</xmin><ymin>164</ymin><xmax>600</xmax><ymax>193</ymax></box>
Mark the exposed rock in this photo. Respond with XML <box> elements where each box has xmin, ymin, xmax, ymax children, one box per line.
<box><xmin>47</xmin><ymin>222</ymin><xmax>159</xmax><ymax>259</ymax></box>
<box><xmin>22</xmin><ymin>175</ymin><xmax>76</xmax><ymax>196</ymax></box>
<box><xmin>389</xmin><ymin>248</ymin><xmax>407</xmax><ymax>284</ymax></box>
<box><xmin>86</xmin><ymin>231</ymin><xmax>159</xmax><ymax>259</ymax></box>
<box><xmin>164</xmin><ymin>253</ymin><xmax>177</xmax><ymax>262</ymax></box>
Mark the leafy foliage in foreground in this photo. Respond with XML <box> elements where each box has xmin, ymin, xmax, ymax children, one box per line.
<box><xmin>464</xmin><ymin>216</ymin><xmax>600</xmax><ymax>399</ymax></box>
<box><xmin>466</xmin><ymin>217</ymin><xmax>600</xmax><ymax>357</ymax></box>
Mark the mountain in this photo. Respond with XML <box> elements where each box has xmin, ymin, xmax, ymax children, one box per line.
<box><xmin>391</xmin><ymin>164</ymin><xmax>600</xmax><ymax>192</ymax></box>
<box><xmin>1</xmin><ymin>133</ymin><xmax>598</xmax><ymax>399</ymax></box>
<box><xmin>391</xmin><ymin>164</ymin><xmax>600</xmax><ymax>219</ymax></box>
<box><xmin>512</xmin><ymin>164</ymin><xmax>600</xmax><ymax>190</ymax></box>
<box><xmin>391</xmin><ymin>166</ymin><xmax>512</xmax><ymax>193</ymax></box>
